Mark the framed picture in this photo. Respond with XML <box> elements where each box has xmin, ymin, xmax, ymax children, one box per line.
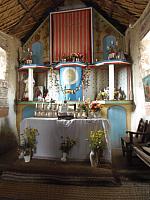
<box><xmin>143</xmin><ymin>75</ymin><xmax>150</xmax><ymax>102</ymax></box>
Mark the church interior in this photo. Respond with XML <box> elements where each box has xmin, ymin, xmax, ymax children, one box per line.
<box><xmin>0</xmin><ymin>0</ymin><xmax>150</xmax><ymax>199</ymax></box>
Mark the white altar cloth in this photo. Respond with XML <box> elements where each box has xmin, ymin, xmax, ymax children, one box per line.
<box><xmin>20</xmin><ymin>118</ymin><xmax>111</xmax><ymax>162</ymax></box>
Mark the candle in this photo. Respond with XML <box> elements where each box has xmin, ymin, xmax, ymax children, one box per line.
<box><xmin>42</xmin><ymin>103</ymin><xmax>44</xmax><ymax>109</ymax></box>
<box><xmin>83</xmin><ymin>96</ymin><xmax>85</xmax><ymax>101</ymax></box>
<box><xmin>35</xmin><ymin>103</ymin><xmax>37</xmax><ymax>109</ymax></box>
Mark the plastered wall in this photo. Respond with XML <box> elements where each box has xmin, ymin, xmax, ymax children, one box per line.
<box><xmin>125</xmin><ymin>2</ymin><xmax>150</xmax><ymax>130</ymax></box>
<box><xmin>0</xmin><ymin>31</ymin><xmax>20</xmax><ymax>154</ymax></box>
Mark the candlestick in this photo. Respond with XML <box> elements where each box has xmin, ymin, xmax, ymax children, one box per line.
<box><xmin>83</xmin><ymin>96</ymin><xmax>85</xmax><ymax>101</ymax></box>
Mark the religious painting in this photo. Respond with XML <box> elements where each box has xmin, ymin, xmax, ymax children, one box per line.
<box><xmin>140</xmin><ymin>31</ymin><xmax>150</xmax><ymax>103</ymax></box>
<box><xmin>143</xmin><ymin>75</ymin><xmax>150</xmax><ymax>102</ymax></box>
<box><xmin>59</xmin><ymin>66</ymin><xmax>82</xmax><ymax>101</ymax></box>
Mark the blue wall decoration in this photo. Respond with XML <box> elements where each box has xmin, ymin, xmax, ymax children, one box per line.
<box><xmin>59</xmin><ymin>66</ymin><xmax>82</xmax><ymax>101</ymax></box>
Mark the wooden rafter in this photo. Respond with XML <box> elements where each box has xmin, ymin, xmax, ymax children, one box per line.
<box><xmin>0</xmin><ymin>0</ymin><xmax>148</xmax><ymax>41</ymax></box>
<box><xmin>18</xmin><ymin>0</ymin><xmax>38</xmax><ymax>22</ymax></box>
<box><xmin>8</xmin><ymin>0</ymin><xmax>41</xmax><ymax>34</ymax></box>
<box><xmin>82</xmin><ymin>0</ymin><xmax>127</xmax><ymax>34</ymax></box>
<box><xmin>21</xmin><ymin>0</ymin><xmax>64</xmax><ymax>43</ymax></box>
<box><xmin>97</xmin><ymin>0</ymin><xmax>138</xmax><ymax>23</ymax></box>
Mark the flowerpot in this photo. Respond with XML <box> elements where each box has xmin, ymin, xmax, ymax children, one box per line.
<box><xmin>24</xmin><ymin>155</ymin><xmax>31</xmax><ymax>163</ymax></box>
<box><xmin>61</xmin><ymin>152</ymin><xmax>67</xmax><ymax>162</ymax></box>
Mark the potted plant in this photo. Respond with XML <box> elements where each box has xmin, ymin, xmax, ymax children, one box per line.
<box><xmin>19</xmin><ymin>127</ymin><xmax>39</xmax><ymax>162</ymax></box>
<box><xmin>60</xmin><ymin>136</ymin><xmax>76</xmax><ymax>162</ymax></box>
<box><xmin>88</xmin><ymin>129</ymin><xmax>106</xmax><ymax>167</ymax></box>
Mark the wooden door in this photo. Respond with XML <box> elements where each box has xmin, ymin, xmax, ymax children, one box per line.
<box><xmin>108</xmin><ymin>106</ymin><xmax>126</xmax><ymax>148</ymax></box>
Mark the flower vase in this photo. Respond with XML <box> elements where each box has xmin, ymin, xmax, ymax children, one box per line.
<box><xmin>94</xmin><ymin>111</ymin><xmax>101</xmax><ymax>118</ymax></box>
<box><xmin>61</xmin><ymin>152</ymin><xmax>67</xmax><ymax>162</ymax></box>
<box><xmin>77</xmin><ymin>111</ymin><xmax>82</xmax><ymax>118</ymax></box>
<box><xmin>82</xmin><ymin>110</ymin><xmax>87</xmax><ymax>118</ymax></box>
<box><xmin>90</xmin><ymin>150</ymin><xmax>102</xmax><ymax>167</ymax></box>
<box><xmin>90</xmin><ymin>150</ymin><xmax>95</xmax><ymax>167</ymax></box>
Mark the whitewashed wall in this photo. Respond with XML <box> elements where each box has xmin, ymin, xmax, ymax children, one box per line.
<box><xmin>125</xmin><ymin>2</ymin><xmax>150</xmax><ymax>130</ymax></box>
<box><xmin>0</xmin><ymin>31</ymin><xmax>20</xmax><ymax>153</ymax></box>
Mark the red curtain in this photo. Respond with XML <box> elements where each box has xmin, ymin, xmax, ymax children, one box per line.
<box><xmin>50</xmin><ymin>8</ymin><xmax>92</xmax><ymax>63</ymax></box>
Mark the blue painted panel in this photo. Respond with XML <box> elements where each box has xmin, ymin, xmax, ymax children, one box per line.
<box><xmin>32</xmin><ymin>41</ymin><xmax>43</xmax><ymax>65</ymax></box>
<box><xmin>103</xmin><ymin>35</ymin><xmax>116</xmax><ymax>60</ymax></box>
<box><xmin>59</xmin><ymin>66</ymin><xmax>82</xmax><ymax>101</ymax></box>
<box><xmin>22</xmin><ymin>106</ymin><xmax>35</xmax><ymax>119</ymax></box>
<box><xmin>108</xmin><ymin>106</ymin><xmax>126</xmax><ymax>148</ymax></box>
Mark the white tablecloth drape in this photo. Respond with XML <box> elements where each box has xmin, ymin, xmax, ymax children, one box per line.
<box><xmin>20</xmin><ymin>118</ymin><xmax>111</xmax><ymax>163</ymax></box>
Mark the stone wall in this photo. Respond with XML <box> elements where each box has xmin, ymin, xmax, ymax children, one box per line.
<box><xmin>0</xmin><ymin>31</ymin><xmax>20</xmax><ymax>154</ymax></box>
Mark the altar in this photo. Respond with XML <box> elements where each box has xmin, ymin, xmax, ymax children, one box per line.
<box><xmin>20</xmin><ymin>118</ymin><xmax>111</xmax><ymax>163</ymax></box>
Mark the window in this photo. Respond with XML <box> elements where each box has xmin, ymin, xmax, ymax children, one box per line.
<box><xmin>0</xmin><ymin>47</ymin><xmax>8</xmax><ymax>117</ymax></box>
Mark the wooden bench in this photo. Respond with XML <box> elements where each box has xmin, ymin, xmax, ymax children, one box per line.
<box><xmin>121</xmin><ymin>118</ymin><xmax>150</xmax><ymax>162</ymax></box>
<box><xmin>133</xmin><ymin>145</ymin><xmax>150</xmax><ymax>167</ymax></box>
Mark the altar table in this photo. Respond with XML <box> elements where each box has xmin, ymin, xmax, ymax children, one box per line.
<box><xmin>20</xmin><ymin>118</ymin><xmax>111</xmax><ymax>162</ymax></box>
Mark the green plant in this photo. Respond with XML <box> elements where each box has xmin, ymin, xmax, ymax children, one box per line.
<box><xmin>89</xmin><ymin>130</ymin><xmax>106</xmax><ymax>152</ymax></box>
<box><xmin>20</xmin><ymin>127</ymin><xmax>39</xmax><ymax>156</ymax></box>
<box><xmin>60</xmin><ymin>136</ymin><xmax>76</xmax><ymax>154</ymax></box>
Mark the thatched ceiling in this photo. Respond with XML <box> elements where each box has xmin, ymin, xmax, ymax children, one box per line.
<box><xmin>0</xmin><ymin>0</ymin><xmax>149</xmax><ymax>43</ymax></box>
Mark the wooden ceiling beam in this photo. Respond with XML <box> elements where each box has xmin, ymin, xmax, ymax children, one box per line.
<box><xmin>18</xmin><ymin>0</ymin><xmax>38</xmax><ymax>22</ymax></box>
<box><xmin>82</xmin><ymin>0</ymin><xmax>127</xmax><ymax>35</ymax></box>
<box><xmin>21</xmin><ymin>0</ymin><xmax>64</xmax><ymax>43</ymax></box>
<box><xmin>8</xmin><ymin>0</ymin><xmax>41</xmax><ymax>35</ymax></box>
<box><xmin>98</xmin><ymin>0</ymin><xmax>137</xmax><ymax>23</ymax></box>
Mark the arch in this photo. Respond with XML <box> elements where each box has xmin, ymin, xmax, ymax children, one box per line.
<box><xmin>107</xmin><ymin>105</ymin><xmax>126</xmax><ymax>148</ymax></box>
<box><xmin>32</xmin><ymin>41</ymin><xmax>43</xmax><ymax>65</ymax></box>
<box><xmin>0</xmin><ymin>47</ymin><xmax>7</xmax><ymax>80</ymax></box>
<box><xmin>103</xmin><ymin>35</ymin><xmax>116</xmax><ymax>60</ymax></box>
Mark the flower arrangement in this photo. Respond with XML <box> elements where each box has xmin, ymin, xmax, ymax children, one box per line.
<box><xmin>97</xmin><ymin>89</ymin><xmax>109</xmax><ymax>100</ymax></box>
<box><xmin>60</xmin><ymin>136</ymin><xmax>76</xmax><ymax>154</ymax></box>
<box><xmin>61</xmin><ymin>52</ymin><xmax>83</xmax><ymax>62</ymax></box>
<box><xmin>20</xmin><ymin>127</ymin><xmax>39</xmax><ymax>156</ymax></box>
<box><xmin>89</xmin><ymin>130</ymin><xmax>106</xmax><ymax>152</ymax></box>
<box><xmin>18</xmin><ymin>47</ymin><xmax>32</xmax><ymax>66</ymax></box>
<box><xmin>90</xmin><ymin>102</ymin><xmax>103</xmax><ymax>112</ymax></box>
<box><xmin>79</xmin><ymin>101</ymin><xmax>89</xmax><ymax>112</ymax></box>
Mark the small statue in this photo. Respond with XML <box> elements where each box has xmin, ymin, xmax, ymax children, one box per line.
<box><xmin>23</xmin><ymin>75</ymin><xmax>35</xmax><ymax>101</ymax></box>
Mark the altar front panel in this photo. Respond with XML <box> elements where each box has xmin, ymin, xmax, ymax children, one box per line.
<box><xmin>20</xmin><ymin>118</ymin><xmax>111</xmax><ymax>162</ymax></box>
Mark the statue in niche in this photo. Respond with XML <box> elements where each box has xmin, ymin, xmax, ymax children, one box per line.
<box><xmin>22</xmin><ymin>74</ymin><xmax>35</xmax><ymax>101</ymax></box>
<box><xmin>114</xmin><ymin>87</ymin><xmax>126</xmax><ymax>100</ymax></box>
